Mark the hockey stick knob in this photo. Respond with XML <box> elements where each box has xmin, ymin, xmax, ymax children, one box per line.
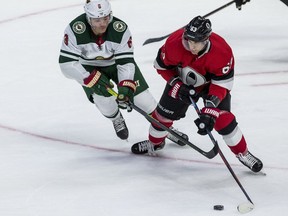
<box><xmin>189</xmin><ymin>89</ymin><xmax>196</xmax><ymax>96</ymax></box>
<box><xmin>199</xmin><ymin>122</ymin><xmax>206</xmax><ymax>129</ymax></box>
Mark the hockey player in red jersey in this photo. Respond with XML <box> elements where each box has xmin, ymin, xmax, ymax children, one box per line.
<box><xmin>131</xmin><ymin>16</ymin><xmax>263</xmax><ymax>173</ymax></box>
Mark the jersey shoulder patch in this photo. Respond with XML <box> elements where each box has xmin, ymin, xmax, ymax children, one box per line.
<box><xmin>72</xmin><ymin>21</ymin><xmax>86</xmax><ymax>34</ymax></box>
<box><xmin>68</xmin><ymin>14</ymin><xmax>92</xmax><ymax>45</ymax></box>
<box><xmin>69</xmin><ymin>14</ymin><xmax>88</xmax><ymax>35</ymax></box>
<box><xmin>106</xmin><ymin>17</ymin><xmax>129</xmax><ymax>43</ymax></box>
<box><xmin>113</xmin><ymin>20</ymin><xmax>126</xmax><ymax>32</ymax></box>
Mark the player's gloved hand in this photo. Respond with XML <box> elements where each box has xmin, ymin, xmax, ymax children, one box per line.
<box><xmin>235</xmin><ymin>0</ymin><xmax>250</xmax><ymax>10</ymax></box>
<box><xmin>117</xmin><ymin>80</ymin><xmax>136</xmax><ymax>111</ymax></box>
<box><xmin>168</xmin><ymin>77</ymin><xmax>197</xmax><ymax>104</ymax></box>
<box><xmin>83</xmin><ymin>70</ymin><xmax>113</xmax><ymax>97</ymax></box>
<box><xmin>194</xmin><ymin>107</ymin><xmax>220</xmax><ymax>135</ymax></box>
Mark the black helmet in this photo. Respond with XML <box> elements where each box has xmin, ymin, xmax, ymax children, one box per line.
<box><xmin>184</xmin><ymin>16</ymin><xmax>212</xmax><ymax>42</ymax></box>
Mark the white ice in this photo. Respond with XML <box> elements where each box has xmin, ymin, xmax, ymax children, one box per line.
<box><xmin>0</xmin><ymin>0</ymin><xmax>288</xmax><ymax>215</ymax></box>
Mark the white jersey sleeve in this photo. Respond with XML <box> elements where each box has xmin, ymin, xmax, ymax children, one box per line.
<box><xmin>59</xmin><ymin>25</ymin><xmax>90</xmax><ymax>85</ymax></box>
<box><xmin>114</xmin><ymin>27</ymin><xmax>135</xmax><ymax>82</ymax></box>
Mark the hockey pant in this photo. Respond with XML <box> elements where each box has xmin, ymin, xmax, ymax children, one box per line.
<box><xmin>149</xmin><ymin>84</ymin><xmax>248</xmax><ymax>155</ymax></box>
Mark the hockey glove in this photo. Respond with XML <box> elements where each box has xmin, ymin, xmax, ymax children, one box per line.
<box><xmin>235</xmin><ymin>0</ymin><xmax>250</xmax><ymax>10</ymax></box>
<box><xmin>117</xmin><ymin>80</ymin><xmax>137</xmax><ymax>111</ymax></box>
<box><xmin>83</xmin><ymin>70</ymin><xmax>113</xmax><ymax>97</ymax></box>
<box><xmin>168</xmin><ymin>77</ymin><xmax>196</xmax><ymax>104</ymax></box>
<box><xmin>194</xmin><ymin>107</ymin><xmax>220</xmax><ymax>135</ymax></box>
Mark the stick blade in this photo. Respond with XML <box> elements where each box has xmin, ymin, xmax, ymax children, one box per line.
<box><xmin>142</xmin><ymin>34</ymin><xmax>171</xmax><ymax>46</ymax></box>
<box><xmin>280</xmin><ymin>0</ymin><xmax>288</xmax><ymax>6</ymax></box>
<box><xmin>237</xmin><ymin>202</ymin><xmax>254</xmax><ymax>214</ymax></box>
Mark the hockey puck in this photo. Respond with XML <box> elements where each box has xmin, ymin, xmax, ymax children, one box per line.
<box><xmin>213</xmin><ymin>205</ymin><xmax>224</xmax><ymax>211</ymax></box>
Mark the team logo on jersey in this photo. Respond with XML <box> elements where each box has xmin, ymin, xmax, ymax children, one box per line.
<box><xmin>94</xmin><ymin>54</ymin><xmax>114</xmax><ymax>60</ymax></box>
<box><xmin>72</xmin><ymin>21</ymin><xmax>86</xmax><ymax>34</ymax></box>
<box><xmin>113</xmin><ymin>21</ymin><xmax>126</xmax><ymax>32</ymax></box>
<box><xmin>179</xmin><ymin>66</ymin><xmax>206</xmax><ymax>87</ymax></box>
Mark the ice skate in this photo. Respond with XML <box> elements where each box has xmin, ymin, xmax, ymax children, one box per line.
<box><xmin>112</xmin><ymin>112</ymin><xmax>128</xmax><ymax>140</ymax></box>
<box><xmin>131</xmin><ymin>140</ymin><xmax>165</xmax><ymax>155</ymax></box>
<box><xmin>237</xmin><ymin>151</ymin><xmax>263</xmax><ymax>173</ymax></box>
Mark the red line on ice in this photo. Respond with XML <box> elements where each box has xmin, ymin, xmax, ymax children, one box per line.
<box><xmin>236</xmin><ymin>70</ymin><xmax>288</xmax><ymax>76</ymax></box>
<box><xmin>251</xmin><ymin>82</ymin><xmax>288</xmax><ymax>87</ymax></box>
<box><xmin>0</xmin><ymin>4</ymin><xmax>81</xmax><ymax>24</ymax></box>
<box><xmin>0</xmin><ymin>123</ymin><xmax>287</xmax><ymax>171</ymax></box>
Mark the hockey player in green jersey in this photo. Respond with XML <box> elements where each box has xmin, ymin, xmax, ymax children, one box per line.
<box><xmin>58</xmin><ymin>0</ymin><xmax>157</xmax><ymax>140</ymax></box>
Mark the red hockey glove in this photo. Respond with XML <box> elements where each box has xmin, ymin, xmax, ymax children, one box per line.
<box><xmin>168</xmin><ymin>77</ymin><xmax>196</xmax><ymax>104</ymax></box>
<box><xmin>83</xmin><ymin>70</ymin><xmax>113</xmax><ymax>97</ymax></box>
<box><xmin>194</xmin><ymin>107</ymin><xmax>220</xmax><ymax>135</ymax></box>
<box><xmin>117</xmin><ymin>80</ymin><xmax>136</xmax><ymax>111</ymax></box>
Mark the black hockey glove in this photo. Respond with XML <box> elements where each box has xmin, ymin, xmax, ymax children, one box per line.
<box><xmin>168</xmin><ymin>77</ymin><xmax>197</xmax><ymax>104</ymax></box>
<box><xmin>194</xmin><ymin>107</ymin><xmax>220</xmax><ymax>135</ymax></box>
<box><xmin>235</xmin><ymin>0</ymin><xmax>250</xmax><ymax>10</ymax></box>
<box><xmin>116</xmin><ymin>80</ymin><xmax>136</xmax><ymax>112</ymax></box>
<box><xmin>84</xmin><ymin>70</ymin><xmax>114</xmax><ymax>97</ymax></box>
<box><xmin>194</xmin><ymin>95</ymin><xmax>221</xmax><ymax>135</ymax></box>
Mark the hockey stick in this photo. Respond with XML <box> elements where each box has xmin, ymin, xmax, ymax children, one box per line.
<box><xmin>107</xmin><ymin>87</ymin><xmax>219</xmax><ymax>159</ymax></box>
<box><xmin>280</xmin><ymin>0</ymin><xmax>288</xmax><ymax>6</ymax></box>
<box><xmin>189</xmin><ymin>96</ymin><xmax>255</xmax><ymax>213</ymax></box>
<box><xmin>143</xmin><ymin>0</ymin><xmax>236</xmax><ymax>46</ymax></box>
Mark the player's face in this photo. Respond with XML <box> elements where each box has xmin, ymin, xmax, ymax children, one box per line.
<box><xmin>187</xmin><ymin>40</ymin><xmax>207</xmax><ymax>55</ymax></box>
<box><xmin>90</xmin><ymin>15</ymin><xmax>110</xmax><ymax>35</ymax></box>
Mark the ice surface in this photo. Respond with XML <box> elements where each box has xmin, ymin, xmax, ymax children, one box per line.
<box><xmin>1</xmin><ymin>0</ymin><xmax>288</xmax><ymax>215</ymax></box>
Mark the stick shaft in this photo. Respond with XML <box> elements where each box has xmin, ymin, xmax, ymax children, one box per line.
<box><xmin>107</xmin><ymin>87</ymin><xmax>218</xmax><ymax>159</ymax></box>
<box><xmin>190</xmin><ymin>97</ymin><xmax>254</xmax><ymax>204</ymax></box>
<box><xmin>143</xmin><ymin>0</ymin><xmax>236</xmax><ymax>45</ymax></box>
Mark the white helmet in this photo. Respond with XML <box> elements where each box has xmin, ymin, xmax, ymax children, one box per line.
<box><xmin>84</xmin><ymin>0</ymin><xmax>113</xmax><ymax>23</ymax></box>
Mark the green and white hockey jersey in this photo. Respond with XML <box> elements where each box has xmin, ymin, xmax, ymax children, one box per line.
<box><xmin>59</xmin><ymin>14</ymin><xmax>148</xmax><ymax>99</ymax></box>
